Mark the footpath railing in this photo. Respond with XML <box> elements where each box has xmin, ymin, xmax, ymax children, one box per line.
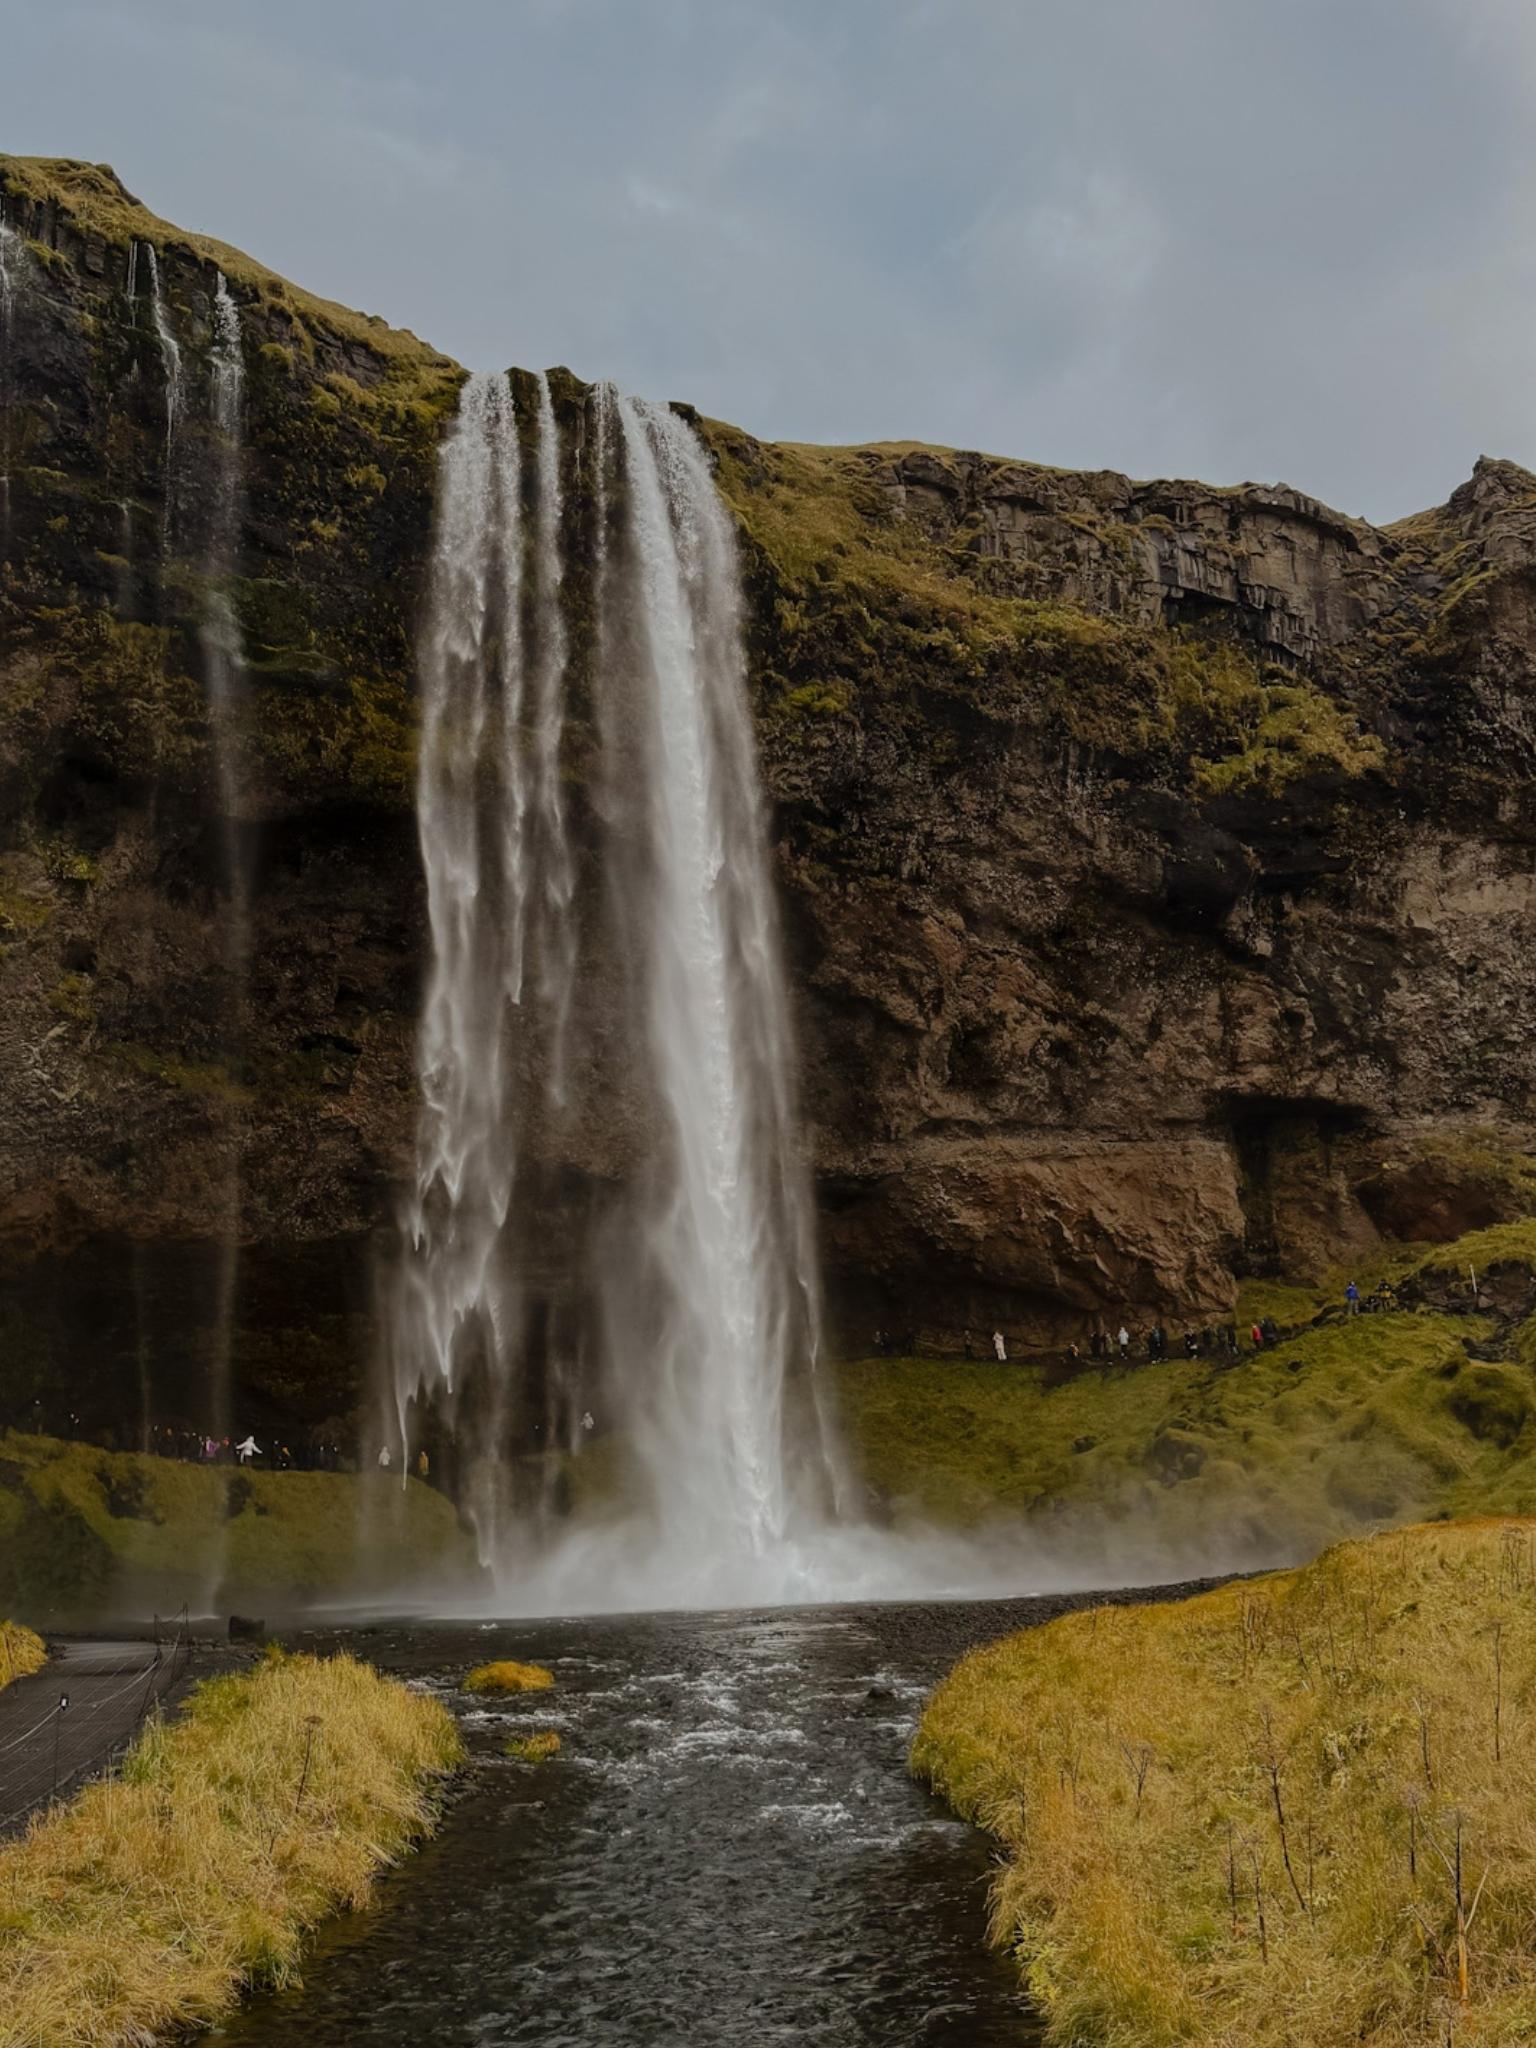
<box><xmin>0</xmin><ymin>1608</ymin><xmax>195</xmax><ymax>1836</ymax></box>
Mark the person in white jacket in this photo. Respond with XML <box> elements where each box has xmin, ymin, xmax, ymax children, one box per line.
<box><xmin>992</xmin><ymin>1330</ymin><xmax>1007</xmax><ymax>1362</ymax></box>
<box><xmin>235</xmin><ymin>1435</ymin><xmax>259</xmax><ymax>1465</ymax></box>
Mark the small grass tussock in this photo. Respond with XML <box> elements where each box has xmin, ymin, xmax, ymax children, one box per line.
<box><xmin>913</xmin><ymin>1518</ymin><xmax>1536</xmax><ymax>2046</ymax></box>
<box><xmin>503</xmin><ymin>1730</ymin><xmax>562</xmax><ymax>1762</ymax></box>
<box><xmin>462</xmin><ymin>1660</ymin><xmax>554</xmax><ymax>1696</ymax></box>
<box><xmin>0</xmin><ymin>1651</ymin><xmax>461</xmax><ymax>2047</ymax></box>
<box><xmin>0</xmin><ymin>1620</ymin><xmax>45</xmax><ymax>1688</ymax></box>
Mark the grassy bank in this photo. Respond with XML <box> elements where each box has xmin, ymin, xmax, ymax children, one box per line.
<box><xmin>1</xmin><ymin>1620</ymin><xmax>45</xmax><ymax>1688</ymax></box>
<box><xmin>836</xmin><ymin>1303</ymin><xmax>1536</xmax><ymax>1557</ymax></box>
<box><xmin>0</xmin><ymin>1433</ymin><xmax>478</xmax><ymax>1623</ymax></box>
<box><xmin>914</xmin><ymin>1518</ymin><xmax>1536</xmax><ymax>2046</ymax></box>
<box><xmin>0</xmin><ymin>1650</ymin><xmax>461</xmax><ymax>2047</ymax></box>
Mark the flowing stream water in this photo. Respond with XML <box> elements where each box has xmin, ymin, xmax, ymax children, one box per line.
<box><xmin>205</xmin><ymin>1595</ymin><xmax>1093</xmax><ymax>2048</ymax></box>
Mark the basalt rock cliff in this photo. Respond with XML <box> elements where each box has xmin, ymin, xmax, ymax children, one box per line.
<box><xmin>3</xmin><ymin>157</ymin><xmax>1535</xmax><ymax>1437</ymax></box>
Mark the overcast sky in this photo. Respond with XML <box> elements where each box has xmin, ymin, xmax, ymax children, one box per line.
<box><xmin>4</xmin><ymin>0</ymin><xmax>1533</xmax><ymax>520</ymax></box>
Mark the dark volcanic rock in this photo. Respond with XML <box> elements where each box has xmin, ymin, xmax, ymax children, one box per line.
<box><xmin>3</xmin><ymin>155</ymin><xmax>1536</xmax><ymax>1432</ymax></box>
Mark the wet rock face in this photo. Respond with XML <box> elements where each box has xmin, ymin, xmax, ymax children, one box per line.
<box><xmin>3</xmin><ymin>157</ymin><xmax>1536</xmax><ymax>1423</ymax></box>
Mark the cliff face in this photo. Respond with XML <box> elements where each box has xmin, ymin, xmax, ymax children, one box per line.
<box><xmin>3</xmin><ymin>158</ymin><xmax>1535</xmax><ymax>1433</ymax></box>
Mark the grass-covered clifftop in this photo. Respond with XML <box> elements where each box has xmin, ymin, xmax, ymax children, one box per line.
<box><xmin>0</xmin><ymin>1433</ymin><xmax>478</xmax><ymax>1622</ymax></box>
<box><xmin>913</xmin><ymin>1518</ymin><xmax>1536</xmax><ymax>2046</ymax></box>
<box><xmin>0</xmin><ymin>153</ymin><xmax>463</xmax><ymax>819</ymax></box>
<box><xmin>700</xmin><ymin>426</ymin><xmax>1472</xmax><ymax>823</ymax></box>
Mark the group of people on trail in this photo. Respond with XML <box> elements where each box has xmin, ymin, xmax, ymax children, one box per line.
<box><xmin>1346</xmin><ymin>1277</ymin><xmax>1399</xmax><ymax>1315</ymax></box>
<box><xmin>1087</xmin><ymin>1323</ymin><xmax>1254</xmax><ymax>1364</ymax></box>
<box><xmin>100</xmin><ymin>1421</ymin><xmax>349</xmax><ymax>1469</ymax></box>
<box><xmin>886</xmin><ymin>1275</ymin><xmax>1398</xmax><ymax>1374</ymax></box>
<box><xmin>230</xmin><ymin>1433</ymin><xmax>337</xmax><ymax>1470</ymax></box>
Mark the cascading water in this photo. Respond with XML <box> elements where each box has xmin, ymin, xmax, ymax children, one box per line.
<box><xmin>598</xmin><ymin>390</ymin><xmax>851</xmax><ymax>1567</ymax></box>
<box><xmin>389</xmin><ymin>370</ymin><xmax>539</xmax><ymax>1559</ymax></box>
<box><xmin>529</xmin><ymin>371</ymin><xmax>578</xmax><ymax>1104</ymax></box>
<box><xmin>0</xmin><ymin>209</ymin><xmax>23</xmax><ymax>560</ymax></box>
<box><xmin>386</xmin><ymin>370</ymin><xmax>853</xmax><ymax>1608</ymax></box>
<box><xmin>141</xmin><ymin>242</ymin><xmax>181</xmax><ymax>533</ymax></box>
<box><xmin>200</xmin><ymin>269</ymin><xmax>251</xmax><ymax>1472</ymax></box>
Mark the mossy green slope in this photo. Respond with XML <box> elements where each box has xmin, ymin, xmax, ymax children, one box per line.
<box><xmin>0</xmin><ymin>1433</ymin><xmax>477</xmax><ymax>1621</ymax></box>
<box><xmin>837</xmin><ymin>1222</ymin><xmax>1536</xmax><ymax>1556</ymax></box>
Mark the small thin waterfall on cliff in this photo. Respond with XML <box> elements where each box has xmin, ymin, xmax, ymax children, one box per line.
<box><xmin>201</xmin><ymin>270</ymin><xmax>251</xmax><ymax>1480</ymax></box>
<box><xmin>0</xmin><ymin>210</ymin><xmax>23</xmax><ymax>561</ymax></box>
<box><xmin>386</xmin><ymin>370</ymin><xmax>853</xmax><ymax>1608</ymax></box>
<box><xmin>141</xmin><ymin>243</ymin><xmax>181</xmax><ymax>534</ymax></box>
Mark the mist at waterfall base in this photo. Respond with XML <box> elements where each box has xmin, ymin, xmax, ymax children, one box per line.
<box><xmin>374</xmin><ymin>372</ymin><xmax>1272</xmax><ymax>1622</ymax></box>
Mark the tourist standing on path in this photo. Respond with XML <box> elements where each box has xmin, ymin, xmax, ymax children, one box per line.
<box><xmin>1117</xmin><ymin>1325</ymin><xmax>1130</xmax><ymax>1359</ymax></box>
<box><xmin>992</xmin><ymin>1330</ymin><xmax>1008</xmax><ymax>1362</ymax></box>
<box><xmin>378</xmin><ymin>1445</ymin><xmax>392</xmax><ymax>1470</ymax></box>
<box><xmin>234</xmin><ymin>1434</ymin><xmax>259</xmax><ymax>1466</ymax></box>
<box><xmin>1346</xmin><ymin>1279</ymin><xmax>1360</xmax><ymax>1316</ymax></box>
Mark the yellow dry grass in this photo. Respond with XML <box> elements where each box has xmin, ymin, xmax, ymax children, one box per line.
<box><xmin>462</xmin><ymin>1660</ymin><xmax>553</xmax><ymax>1696</ymax></box>
<box><xmin>503</xmin><ymin>1731</ymin><xmax>561</xmax><ymax>1762</ymax></box>
<box><xmin>913</xmin><ymin>1519</ymin><xmax>1536</xmax><ymax>2046</ymax></box>
<box><xmin>0</xmin><ymin>1621</ymin><xmax>45</xmax><ymax>1689</ymax></box>
<box><xmin>0</xmin><ymin>1651</ymin><xmax>461</xmax><ymax>2048</ymax></box>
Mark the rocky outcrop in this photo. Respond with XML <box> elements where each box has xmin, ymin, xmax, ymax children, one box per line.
<box><xmin>878</xmin><ymin>445</ymin><xmax>1404</xmax><ymax>663</ymax></box>
<box><xmin>3</xmin><ymin>156</ymin><xmax>1536</xmax><ymax>1435</ymax></box>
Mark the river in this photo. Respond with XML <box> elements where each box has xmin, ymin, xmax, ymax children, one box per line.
<box><xmin>206</xmin><ymin>1592</ymin><xmax>1156</xmax><ymax>2046</ymax></box>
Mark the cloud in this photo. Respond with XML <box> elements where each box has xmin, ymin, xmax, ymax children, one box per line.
<box><xmin>0</xmin><ymin>0</ymin><xmax>1529</xmax><ymax>518</ymax></box>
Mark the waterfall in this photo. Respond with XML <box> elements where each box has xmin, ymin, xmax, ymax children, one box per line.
<box><xmin>142</xmin><ymin>243</ymin><xmax>181</xmax><ymax>531</ymax></box>
<box><xmin>203</xmin><ymin>269</ymin><xmax>249</xmax><ymax>827</ymax></box>
<box><xmin>201</xmin><ymin>268</ymin><xmax>251</xmax><ymax>1471</ymax></box>
<box><xmin>530</xmin><ymin>371</ymin><xmax>577</xmax><ymax>1105</ymax></box>
<box><xmin>387</xmin><ymin>369</ymin><xmax>850</xmax><ymax>1606</ymax></box>
<box><xmin>0</xmin><ymin>211</ymin><xmax>22</xmax><ymax>560</ymax></box>
<box><xmin>600</xmin><ymin>390</ymin><xmax>845</xmax><ymax>1562</ymax></box>
<box><xmin>390</xmin><ymin>369</ymin><xmax>532</xmax><ymax>1556</ymax></box>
